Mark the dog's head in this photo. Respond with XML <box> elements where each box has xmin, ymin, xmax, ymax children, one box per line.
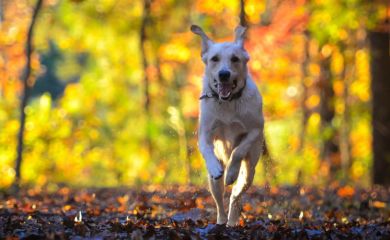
<box><xmin>191</xmin><ymin>25</ymin><xmax>250</xmax><ymax>101</ymax></box>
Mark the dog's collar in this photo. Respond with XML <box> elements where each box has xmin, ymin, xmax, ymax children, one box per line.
<box><xmin>199</xmin><ymin>80</ymin><xmax>246</xmax><ymax>101</ymax></box>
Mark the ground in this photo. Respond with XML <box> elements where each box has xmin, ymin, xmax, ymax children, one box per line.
<box><xmin>0</xmin><ymin>184</ymin><xmax>389</xmax><ymax>239</ymax></box>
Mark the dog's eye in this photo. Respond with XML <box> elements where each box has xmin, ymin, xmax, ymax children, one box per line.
<box><xmin>231</xmin><ymin>56</ymin><xmax>240</xmax><ymax>63</ymax></box>
<box><xmin>211</xmin><ymin>56</ymin><xmax>219</xmax><ymax>62</ymax></box>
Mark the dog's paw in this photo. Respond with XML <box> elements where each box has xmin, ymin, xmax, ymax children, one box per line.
<box><xmin>224</xmin><ymin>161</ymin><xmax>241</xmax><ymax>185</ymax></box>
<box><xmin>207</xmin><ymin>160</ymin><xmax>224</xmax><ymax>179</ymax></box>
<box><xmin>224</xmin><ymin>150</ymin><xmax>243</xmax><ymax>185</ymax></box>
<box><xmin>224</xmin><ymin>169</ymin><xmax>239</xmax><ymax>185</ymax></box>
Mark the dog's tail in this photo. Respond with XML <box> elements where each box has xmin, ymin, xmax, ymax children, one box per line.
<box><xmin>224</xmin><ymin>156</ymin><xmax>243</xmax><ymax>186</ymax></box>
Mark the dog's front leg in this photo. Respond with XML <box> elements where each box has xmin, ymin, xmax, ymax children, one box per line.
<box><xmin>225</xmin><ymin>129</ymin><xmax>262</xmax><ymax>185</ymax></box>
<box><xmin>198</xmin><ymin>120</ymin><xmax>224</xmax><ymax>179</ymax></box>
<box><xmin>201</xmin><ymin>134</ymin><xmax>227</xmax><ymax>224</ymax></box>
<box><xmin>199</xmin><ymin>118</ymin><xmax>227</xmax><ymax>224</ymax></box>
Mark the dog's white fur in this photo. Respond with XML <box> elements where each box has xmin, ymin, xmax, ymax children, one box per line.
<box><xmin>191</xmin><ymin>25</ymin><xmax>264</xmax><ymax>226</ymax></box>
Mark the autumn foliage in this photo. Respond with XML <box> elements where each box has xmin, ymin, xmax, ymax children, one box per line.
<box><xmin>0</xmin><ymin>0</ymin><xmax>387</xmax><ymax>188</ymax></box>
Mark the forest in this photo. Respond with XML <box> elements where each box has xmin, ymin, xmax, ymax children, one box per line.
<box><xmin>0</xmin><ymin>0</ymin><xmax>389</xmax><ymax>239</ymax></box>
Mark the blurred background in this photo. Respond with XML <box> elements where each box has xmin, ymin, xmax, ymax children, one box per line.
<box><xmin>0</xmin><ymin>0</ymin><xmax>388</xmax><ymax>189</ymax></box>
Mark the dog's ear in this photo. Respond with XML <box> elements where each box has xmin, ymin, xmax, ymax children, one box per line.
<box><xmin>234</xmin><ymin>25</ymin><xmax>247</xmax><ymax>48</ymax></box>
<box><xmin>191</xmin><ymin>25</ymin><xmax>213</xmax><ymax>58</ymax></box>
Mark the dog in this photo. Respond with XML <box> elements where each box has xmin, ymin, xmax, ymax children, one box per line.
<box><xmin>191</xmin><ymin>24</ymin><xmax>264</xmax><ymax>226</ymax></box>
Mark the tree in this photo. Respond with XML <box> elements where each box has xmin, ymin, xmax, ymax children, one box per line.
<box><xmin>339</xmin><ymin>38</ymin><xmax>355</xmax><ymax>181</ymax></box>
<box><xmin>370</xmin><ymin>27</ymin><xmax>390</xmax><ymax>186</ymax></box>
<box><xmin>318</xmin><ymin>48</ymin><xmax>339</xmax><ymax>179</ymax></box>
<box><xmin>139</xmin><ymin>0</ymin><xmax>153</xmax><ymax>159</ymax></box>
<box><xmin>307</xmin><ymin>0</ymin><xmax>377</xmax><ymax>181</ymax></box>
<box><xmin>13</xmin><ymin>0</ymin><xmax>43</xmax><ymax>190</ymax></box>
<box><xmin>297</xmin><ymin>31</ymin><xmax>310</xmax><ymax>154</ymax></box>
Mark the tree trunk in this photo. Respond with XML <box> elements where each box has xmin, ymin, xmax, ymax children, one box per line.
<box><xmin>239</xmin><ymin>0</ymin><xmax>247</xmax><ymax>27</ymax></box>
<box><xmin>297</xmin><ymin>31</ymin><xmax>310</xmax><ymax>153</ymax></box>
<box><xmin>318</xmin><ymin>51</ymin><xmax>339</xmax><ymax>180</ymax></box>
<box><xmin>0</xmin><ymin>0</ymin><xmax>3</xmax><ymax>23</ymax></box>
<box><xmin>12</xmin><ymin>0</ymin><xmax>43</xmax><ymax>191</ymax></box>
<box><xmin>295</xmin><ymin>31</ymin><xmax>311</xmax><ymax>184</ymax></box>
<box><xmin>370</xmin><ymin>30</ymin><xmax>390</xmax><ymax>186</ymax></box>
<box><xmin>171</xmin><ymin>66</ymin><xmax>191</xmax><ymax>184</ymax></box>
<box><xmin>0</xmin><ymin>0</ymin><xmax>4</xmax><ymax>98</ymax></box>
<box><xmin>0</xmin><ymin>0</ymin><xmax>6</xmax><ymax>98</ymax></box>
<box><xmin>139</xmin><ymin>0</ymin><xmax>153</xmax><ymax>158</ymax></box>
<box><xmin>339</xmin><ymin>42</ymin><xmax>354</xmax><ymax>181</ymax></box>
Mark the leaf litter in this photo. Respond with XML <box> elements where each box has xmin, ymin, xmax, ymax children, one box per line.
<box><xmin>0</xmin><ymin>185</ymin><xmax>389</xmax><ymax>239</ymax></box>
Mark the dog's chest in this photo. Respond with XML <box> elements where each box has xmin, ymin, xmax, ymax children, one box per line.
<box><xmin>208</xmin><ymin>102</ymin><xmax>249</xmax><ymax>140</ymax></box>
<box><xmin>212</xmin><ymin>100</ymin><xmax>248</xmax><ymax>124</ymax></box>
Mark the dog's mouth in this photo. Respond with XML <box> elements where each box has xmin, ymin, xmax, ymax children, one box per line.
<box><xmin>215</xmin><ymin>79</ymin><xmax>237</xmax><ymax>100</ymax></box>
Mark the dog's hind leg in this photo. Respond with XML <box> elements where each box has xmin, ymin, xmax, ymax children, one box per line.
<box><xmin>208</xmin><ymin>176</ymin><xmax>227</xmax><ymax>224</ymax></box>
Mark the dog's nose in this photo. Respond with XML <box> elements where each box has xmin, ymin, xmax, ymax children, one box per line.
<box><xmin>218</xmin><ymin>70</ymin><xmax>231</xmax><ymax>82</ymax></box>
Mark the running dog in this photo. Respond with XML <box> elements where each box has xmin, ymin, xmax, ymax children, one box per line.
<box><xmin>191</xmin><ymin>24</ymin><xmax>264</xmax><ymax>226</ymax></box>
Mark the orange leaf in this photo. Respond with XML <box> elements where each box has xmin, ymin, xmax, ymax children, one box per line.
<box><xmin>337</xmin><ymin>186</ymin><xmax>355</xmax><ymax>198</ymax></box>
<box><xmin>243</xmin><ymin>203</ymin><xmax>252</xmax><ymax>212</ymax></box>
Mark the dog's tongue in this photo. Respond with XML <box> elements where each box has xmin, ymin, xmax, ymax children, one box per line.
<box><xmin>217</xmin><ymin>83</ymin><xmax>233</xmax><ymax>98</ymax></box>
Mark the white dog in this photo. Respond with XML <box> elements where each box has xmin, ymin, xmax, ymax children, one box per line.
<box><xmin>191</xmin><ymin>24</ymin><xmax>264</xmax><ymax>226</ymax></box>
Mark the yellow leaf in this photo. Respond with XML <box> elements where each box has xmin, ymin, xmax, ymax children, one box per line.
<box><xmin>372</xmin><ymin>201</ymin><xmax>386</xmax><ymax>209</ymax></box>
